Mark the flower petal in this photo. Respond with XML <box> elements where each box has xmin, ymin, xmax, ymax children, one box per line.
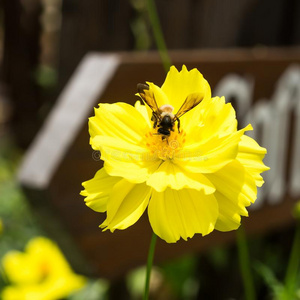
<box><xmin>205</xmin><ymin>160</ymin><xmax>257</xmax><ymax>232</ymax></box>
<box><xmin>89</xmin><ymin>102</ymin><xmax>150</xmax><ymax>147</ymax></box>
<box><xmin>2</xmin><ymin>251</ymin><xmax>40</xmax><ymax>284</ymax></box>
<box><xmin>147</xmin><ymin>82</ymin><xmax>169</xmax><ymax>108</ymax></box>
<box><xmin>161</xmin><ymin>65</ymin><xmax>211</xmax><ymax>112</ymax></box>
<box><xmin>176</xmin><ymin>124</ymin><xmax>253</xmax><ymax>173</ymax></box>
<box><xmin>148</xmin><ymin>188</ymin><xmax>218</xmax><ymax>243</ymax></box>
<box><xmin>101</xmin><ymin>181</ymin><xmax>151</xmax><ymax>231</ymax></box>
<box><xmin>93</xmin><ymin>133</ymin><xmax>161</xmax><ymax>184</ymax></box>
<box><xmin>134</xmin><ymin>100</ymin><xmax>152</xmax><ymax>127</ymax></box>
<box><xmin>81</xmin><ymin>168</ymin><xmax>121</xmax><ymax>212</ymax></box>
<box><xmin>184</xmin><ymin>96</ymin><xmax>237</xmax><ymax>139</ymax></box>
<box><xmin>146</xmin><ymin>160</ymin><xmax>215</xmax><ymax>193</ymax></box>
<box><xmin>237</xmin><ymin>135</ymin><xmax>269</xmax><ymax>187</ymax></box>
<box><xmin>103</xmin><ymin>159</ymin><xmax>161</xmax><ymax>184</ymax></box>
<box><xmin>93</xmin><ymin>135</ymin><xmax>149</xmax><ymax>156</ymax></box>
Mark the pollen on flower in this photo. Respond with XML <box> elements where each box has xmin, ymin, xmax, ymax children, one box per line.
<box><xmin>145</xmin><ymin>129</ymin><xmax>186</xmax><ymax>160</ymax></box>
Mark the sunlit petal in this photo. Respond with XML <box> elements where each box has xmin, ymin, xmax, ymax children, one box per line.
<box><xmin>89</xmin><ymin>102</ymin><xmax>150</xmax><ymax>146</ymax></box>
<box><xmin>146</xmin><ymin>160</ymin><xmax>215</xmax><ymax>193</ymax></box>
<box><xmin>134</xmin><ymin>100</ymin><xmax>152</xmax><ymax>127</ymax></box>
<box><xmin>184</xmin><ymin>96</ymin><xmax>237</xmax><ymax>139</ymax></box>
<box><xmin>148</xmin><ymin>188</ymin><xmax>218</xmax><ymax>243</ymax></box>
<box><xmin>206</xmin><ymin>160</ymin><xmax>257</xmax><ymax>231</ymax></box>
<box><xmin>81</xmin><ymin>168</ymin><xmax>121</xmax><ymax>212</ymax></box>
<box><xmin>176</xmin><ymin>124</ymin><xmax>252</xmax><ymax>173</ymax></box>
<box><xmin>101</xmin><ymin>181</ymin><xmax>151</xmax><ymax>231</ymax></box>
<box><xmin>161</xmin><ymin>65</ymin><xmax>211</xmax><ymax>112</ymax></box>
<box><xmin>237</xmin><ymin>135</ymin><xmax>270</xmax><ymax>187</ymax></box>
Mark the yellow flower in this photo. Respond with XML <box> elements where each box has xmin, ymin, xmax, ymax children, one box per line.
<box><xmin>1</xmin><ymin>237</ymin><xmax>86</xmax><ymax>300</ymax></box>
<box><xmin>81</xmin><ymin>65</ymin><xmax>269</xmax><ymax>243</ymax></box>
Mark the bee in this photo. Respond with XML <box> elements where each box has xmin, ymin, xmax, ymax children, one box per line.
<box><xmin>137</xmin><ymin>83</ymin><xmax>204</xmax><ymax>139</ymax></box>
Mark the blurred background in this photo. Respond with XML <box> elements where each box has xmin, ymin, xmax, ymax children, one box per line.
<box><xmin>0</xmin><ymin>0</ymin><xmax>300</xmax><ymax>299</ymax></box>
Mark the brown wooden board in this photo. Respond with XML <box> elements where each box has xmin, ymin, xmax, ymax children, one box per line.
<box><xmin>18</xmin><ymin>48</ymin><xmax>300</xmax><ymax>279</ymax></box>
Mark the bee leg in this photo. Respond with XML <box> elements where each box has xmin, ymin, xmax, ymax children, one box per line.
<box><xmin>177</xmin><ymin>119</ymin><xmax>181</xmax><ymax>133</ymax></box>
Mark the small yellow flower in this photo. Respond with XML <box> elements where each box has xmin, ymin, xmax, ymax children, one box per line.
<box><xmin>1</xmin><ymin>237</ymin><xmax>86</xmax><ymax>300</ymax></box>
<box><xmin>81</xmin><ymin>65</ymin><xmax>269</xmax><ymax>243</ymax></box>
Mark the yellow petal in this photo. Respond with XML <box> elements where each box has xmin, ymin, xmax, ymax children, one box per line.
<box><xmin>93</xmin><ymin>134</ymin><xmax>162</xmax><ymax>184</ymax></box>
<box><xmin>2</xmin><ymin>251</ymin><xmax>40</xmax><ymax>285</ymax></box>
<box><xmin>101</xmin><ymin>181</ymin><xmax>151</xmax><ymax>231</ymax></box>
<box><xmin>136</xmin><ymin>82</ymin><xmax>169</xmax><ymax>122</ymax></box>
<box><xmin>184</xmin><ymin>96</ymin><xmax>237</xmax><ymax>139</ymax></box>
<box><xmin>206</xmin><ymin>160</ymin><xmax>257</xmax><ymax>232</ymax></box>
<box><xmin>148</xmin><ymin>188</ymin><xmax>218</xmax><ymax>243</ymax></box>
<box><xmin>103</xmin><ymin>155</ymin><xmax>161</xmax><ymax>184</ymax></box>
<box><xmin>146</xmin><ymin>160</ymin><xmax>215</xmax><ymax>193</ymax></box>
<box><xmin>81</xmin><ymin>168</ymin><xmax>121</xmax><ymax>212</ymax></box>
<box><xmin>134</xmin><ymin>100</ymin><xmax>152</xmax><ymax>127</ymax></box>
<box><xmin>89</xmin><ymin>102</ymin><xmax>150</xmax><ymax>147</ymax></box>
<box><xmin>161</xmin><ymin>65</ymin><xmax>211</xmax><ymax>113</ymax></box>
<box><xmin>237</xmin><ymin>135</ymin><xmax>269</xmax><ymax>187</ymax></box>
<box><xmin>2</xmin><ymin>274</ymin><xmax>86</xmax><ymax>300</ymax></box>
<box><xmin>92</xmin><ymin>135</ymin><xmax>149</xmax><ymax>155</ymax></box>
<box><xmin>89</xmin><ymin>102</ymin><xmax>162</xmax><ymax>184</ymax></box>
<box><xmin>147</xmin><ymin>82</ymin><xmax>169</xmax><ymax>108</ymax></box>
<box><xmin>177</xmin><ymin>124</ymin><xmax>252</xmax><ymax>173</ymax></box>
<box><xmin>26</xmin><ymin>237</ymin><xmax>73</xmax><ymax>275</ymax></box>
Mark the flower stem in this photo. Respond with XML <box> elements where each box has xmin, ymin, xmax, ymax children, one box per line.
<box><xmin>146</xmin><ymin>0</ymin><xmax>172</xmax><ymax>72</ymax></box>
<box><xmin>236</xmin><ymin>226</ymin><xmax>256</xmax><ymax>300</ymax></box>
<box><xmin>143</xmin><ymin>232</ymin><xmax>157</xmax><ymax>300</ymax></box>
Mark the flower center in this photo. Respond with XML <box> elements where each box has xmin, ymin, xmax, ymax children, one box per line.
<box><xmin>145</xmin><ymin>128</ymin><xmax>186</xmax><ymax>160</ymax></box>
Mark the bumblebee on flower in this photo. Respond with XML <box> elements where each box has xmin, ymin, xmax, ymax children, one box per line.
<box><xmin>81</xmin><ymin>65</ymin><xmax>269</xmax><ymax>243</ymax></box>
<box><xmin>137</xmin><ymin>81</ymin><xmax>203</xmax><ymax>138</ymax></box>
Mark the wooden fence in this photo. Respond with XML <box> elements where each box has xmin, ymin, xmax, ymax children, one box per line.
<box><xmin>1</xmin><ymin>0</ymin><xmax>300</xmax><ymax>147</ymax></box>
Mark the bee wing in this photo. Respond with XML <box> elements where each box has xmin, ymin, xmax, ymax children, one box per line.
<box><xmin>137</xmin><ymin>83</ymin><xmax>160</xmax><ymax>114</ymax></box>
<box><xmin>174</xmin><ymin>92</ymin><xmax>204</xmax><ymax>120</ymax></box>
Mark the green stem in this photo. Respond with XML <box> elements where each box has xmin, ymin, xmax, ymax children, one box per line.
<box><xmin>236</xmin><ymin>226</ymin><xmax>256</xmax><ymax>300</ymax></box>
<box><xmin>143</xmin><ymin>232</ymin><xmax>157</xmax><ymax>300</ymax></box>
<box><xmin>146</xmin><ymin>0</ymin><xmax>172</xmax><ymax>72</ymax></box>
<box><xmin>143</xmin><ymin>2</ymin><xmax>166</xmax><ymax>298</ymax></box>
<box><xmin>284</xmin><ymin>221</ymin><xmax>300</xmax><ymax>297</ymax></box>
